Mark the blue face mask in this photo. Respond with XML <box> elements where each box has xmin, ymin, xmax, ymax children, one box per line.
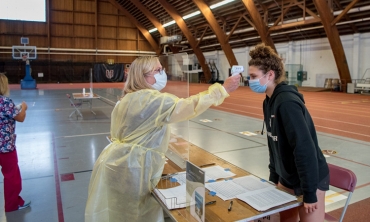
<box><xmin>249</xmin><ymin>75</ymin><xmax>269</xmax><ymax>93</ymax></box>
<box><xmin>152</xmin><ymin>69</ymin><xmax>167</xmax><ymax>91</ymax></box>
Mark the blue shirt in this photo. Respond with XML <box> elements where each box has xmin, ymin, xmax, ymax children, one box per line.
<box><xmin>0</xmin><ymin>96</ymin><xmax>19</xmax><ymax>153</ymax></box>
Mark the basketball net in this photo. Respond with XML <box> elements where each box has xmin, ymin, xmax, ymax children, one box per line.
<box><xmin>22</xmin><ymin>54</ymin><xmax>28</xmax><ymax>62</ymax></box>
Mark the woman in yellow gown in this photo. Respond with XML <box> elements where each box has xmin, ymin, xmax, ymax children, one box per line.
<box><xmin>85</xmin><ymin>56</ymin><xmax>240</xmax><ymax>222</ymax></box>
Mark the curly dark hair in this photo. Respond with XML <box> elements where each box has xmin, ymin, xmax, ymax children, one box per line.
<box><xmin>248</xmin><ymin>43</ymin><xmax>285</xmax><ymax>83</ymax></box>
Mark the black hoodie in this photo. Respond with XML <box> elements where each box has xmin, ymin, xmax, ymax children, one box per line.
<box><xmin>263</xmin><ymin>82</ymin><xmax>329</xmax><ymax>203</ymax></box>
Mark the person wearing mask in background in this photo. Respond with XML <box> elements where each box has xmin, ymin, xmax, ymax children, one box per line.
<box><xmin>85</xmin><ymin>56</ymin><xmax>241</xmax><ymax>222</ymax></box>
<box><xmin>0</xmin><ymin>73</ymin><xmax>31</xmax><ymax>212</ymax></box>
<box><xmin>248</xmin><ymin>44</ymin><xmax>329</xmax><ymax>222</ymax></box>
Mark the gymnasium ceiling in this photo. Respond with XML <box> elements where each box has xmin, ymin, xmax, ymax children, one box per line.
<box><xmin>113</xmin><ymin>0</ymin><xmax>370</xmax><ymax>53</ymax></box>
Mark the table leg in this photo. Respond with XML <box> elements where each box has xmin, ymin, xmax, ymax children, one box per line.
<box><xmin>89</xmin><ymin>100</ymin><xmax>96</xmax><ymax>115</ymax></box>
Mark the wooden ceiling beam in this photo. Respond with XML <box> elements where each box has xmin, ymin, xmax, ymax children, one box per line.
<box><xmin>193</xmin><ymin>0</ymin><xmax>238</xmax><ymax>66</ymax></box>
<box><xmin>273</xmin><ymin>2</ymin><xmax>293</xmax><ymax>27</ymax></box>
<box><xmin>295</xmin><ymin>0</ymin><xmax>319</xmax><ymax>19</ymax></box>
<box><xmin>269</xmin><ymin>18</ymin><xmax>321</xmax><ymax>31</ymax></box>
<box><xmin>196</xmin><ymin>26</ymin><xmax>208</xmax><ymax>48</ymax></box>
<box><xmin>226</xmin><ymin>15</ymin><xmax>243</xmax><ymax>42</ymax></box>
<box><xmin>313</xmin><ymin>0</ymin><xmax>352</xmax><ymax>83</ymax></box>
<box><xmin>241</xmin><ymin>0</ymin><xmax>277</xmax><ymax>52</ymax></box>
<box><xmin>129</xmin><ymin>0</ymin><xmax>179</xmax><ymax>54</ymax></box>
<box><xmin>331</xmin><ymin>0</ymin><xmax>360</xmax><ymax>26</ymax></box>
<box><xmin>108</xmin><ymin>0</ymin><xmax>161</xmax><ymax>55</ymax></box>
<box><xmin>333</xmin><ymin>0</ymin><xmax>358</xmax><ymax>32</ymax></box>
<box><xmin>156</xmin><ymin>0</ymin><xmax>212</xmax><ymax>81</ymax></box>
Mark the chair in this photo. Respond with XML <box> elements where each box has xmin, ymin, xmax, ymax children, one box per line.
<box><xmin>325</xmin><ymin>163</ymin><xmax>357</xmax><ymax>222</ymax></box>
<box><xmin>66</xmin><ymin>94</ymin><xmax>83</xmax><ymax>119</ymax></box>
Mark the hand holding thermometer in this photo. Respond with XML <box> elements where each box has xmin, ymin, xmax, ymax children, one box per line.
<box><xmin>231</xmin><ymin>65</ymin><xmax>244</xmax><ymax>76</ymax></box>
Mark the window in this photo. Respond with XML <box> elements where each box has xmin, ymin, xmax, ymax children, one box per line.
<box><xmin>0</xmin><ymin>0</ymin><xmax>46</xmax><ymax>22</ymax></box>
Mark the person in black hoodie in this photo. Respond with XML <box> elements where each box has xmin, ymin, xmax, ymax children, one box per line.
<box><xmin>248</xmin><ymin>44</ymin><xmax>329</xmax><ymax>222</ymax></box>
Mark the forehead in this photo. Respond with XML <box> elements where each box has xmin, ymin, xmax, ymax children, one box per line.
<box><xmin>248</xmin><ymin>66</ymin><xmax>263</xmax><ymax>76</ymax></box>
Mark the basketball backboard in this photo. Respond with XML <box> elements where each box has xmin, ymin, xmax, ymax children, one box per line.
<box><xmin>12</xmin><ymin>46</ymin><xmax>37</xmax><ymax>60</ymax></box>
<box><xmin>21</xmin><ymin>37</ymin><xmax>29</xmax><ymax>45</ymax></box>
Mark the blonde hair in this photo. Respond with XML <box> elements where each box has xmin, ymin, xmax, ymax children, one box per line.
<box><xmin>123</xmin><ymin>56</ymin><xmax>160</xmax><ymax>95</ymax></box>
<box><xmin>249</xmin><ymin>43</ymin><xmax>286</xmax><ymax>84</ymax></box>
<box><xmin>0</xmin><ymin>73</ymin><xmax>9</xmax><ymax>96</ymax></box>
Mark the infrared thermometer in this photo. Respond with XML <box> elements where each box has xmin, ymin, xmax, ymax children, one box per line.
<box><xmin>231</xmin><ymin>65</ymin><xmax>244</xmax><ymax>76</ymax></box>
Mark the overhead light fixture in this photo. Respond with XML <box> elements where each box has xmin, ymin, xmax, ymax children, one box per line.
<box><xmin>163</xmin><ymin>20</ymin><xmax>176</xmax><ymax>27</ymax></box>
<box><xmin>210</xmin><ymin>0</ymin><xmax>235</xmax><ymax>9</ymax></box>
<box><xmin>183</xmin><ymin>11</ymin><xmax>201</xmax><ymax>20</ymax></box>
<box><xmin>149</xmin><ymin>28</ymin><xmax>158</xmax><ymax>32</ymax></box>
<box><xmin>149</xmin><ymin>0</ymin><xmax>235</xmax><ymax>33</ymax></box>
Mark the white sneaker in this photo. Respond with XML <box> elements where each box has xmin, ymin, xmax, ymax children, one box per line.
<box><xmin>18</xmin><ymin>201</ymin><xmax>31</xmax><ymax>210</ymax></box>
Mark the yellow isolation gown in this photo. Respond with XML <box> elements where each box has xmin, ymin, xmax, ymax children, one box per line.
<box><xmin>85</xmin><ymin>83</ymin><xmax>229</xmax><ymax>222</ymax></box>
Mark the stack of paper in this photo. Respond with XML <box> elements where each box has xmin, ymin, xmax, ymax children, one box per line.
<box><xmin>205</xmin><ymin>175</ymin><xmax>297</xmax><ymax>211</ymax></box>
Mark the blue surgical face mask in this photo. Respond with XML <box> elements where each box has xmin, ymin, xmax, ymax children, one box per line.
<box><xmin>249</xmin><ymin>75</ymin><xmax>269</xmax><ymax>93</ymax></box>
<box><xmin>152</xmin><ymin>69</ymin><xmax>167</xmax><ymax>91</ymax></box>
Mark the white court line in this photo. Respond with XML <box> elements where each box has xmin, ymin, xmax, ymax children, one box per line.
<box><xmin>315</xmin><ymin>125</ymin><xmax>370</xmax><ymax>138</ymax></box>
<box><xmin>217</xmin><ymin>105</ymin><xmax>370</xmax><ymax>128</ymax></box>
<box><xmin>57</xmin><ymin>132</ymin><xmax>110</xmax><ymax>139</ymax></box>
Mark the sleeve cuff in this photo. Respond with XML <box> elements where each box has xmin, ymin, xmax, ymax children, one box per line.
<box><xmin>303</xmin><ymin>191</ymin><xmax>317</xmax><ymax>203</ymax></box>
<box><xmin>269</xmin><ymin>173</ymin><xmax>279</xmax><ymax>184</ymax></box>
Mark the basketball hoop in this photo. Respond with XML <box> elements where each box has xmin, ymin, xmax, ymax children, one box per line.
<box><xmin>22</xmin><ymin>54</ymin><xmax>28</xmax><ymax>62</ymax></box>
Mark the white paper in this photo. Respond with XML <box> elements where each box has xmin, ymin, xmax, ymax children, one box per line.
<box><xmin>171</xmin><ymin>165</ymin><xmax>236</xmax><ymax>184</ymax></box>
<box><xmin>202</xmin><ymin>165</ymin><xmax>236</xmax><ymax>181</ymax></box>
<box><xmin>171</xmin><ymin>172</ymin><xmax>187</xmax><ymax>185</ymax></box>
<box><xmin>205</xmin><ymin>180</ymin><xmax>248</xmax><ymax>200</ymax></box>
<box><xmin>154</xmin><ymin>185</ymin><xmax>187</xmax><ymax>209</ymax></box>
<box><xmin>236</xmin><ymin>187</ymin><xmax>297</xmax><ymax>211</ymax></box>
<box><xmin>233</xmin><ymin>175</ymin><xmax>274</xmax><ymax>191</ymax></box>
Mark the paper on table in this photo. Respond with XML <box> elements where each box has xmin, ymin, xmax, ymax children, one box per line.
<box><xmin>236</xmin><ymin>187</ymin><xmax>297</xmax><ymax>211</ymax></box>
<box><xmin>233</xmin><ymin>175</ymin><xmax>274</xmax><ymax>191</ymax></box>
<box><xmin>171</xmin><ymin>172</ymin><xmax>187</xmax><ymax>185</ymax></box>
<box><xmin>171</xmin><ymin>165</ymin><xmax>236</xmax><ymax>184</ymax></box>
<box><xmin>154</xmin><ymin>185</ymin><xmax>187</xmax><ymax>209</ymax></box>
<box><xmin>205</xmin><ymin>180</ymin><xmax>248</xmax><ymax>200</ymax></box>
<box><xmin>202</xmin><ymin>165</ymin><xmax>236</xmax><ymax>181</ymax></box>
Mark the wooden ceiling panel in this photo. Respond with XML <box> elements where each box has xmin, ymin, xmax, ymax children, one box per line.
<box><xmin>109</xmin><ymin>0</ymin><xmax>369</xmax><ymax>53</ymax></box>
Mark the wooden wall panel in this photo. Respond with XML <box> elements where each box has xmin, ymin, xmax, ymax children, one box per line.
<box><xmin>118</xmin><ymin>28</ymin><xmax>137</xmax><ymax>40</ymax></box>
<box><xmin>98</xmin><ymin>1</ymin><xmax>118</xmax><ymax>14</ymax></box>
<box><xmin>51</xmin><ymin>11</ymin><xmax>73</xmax><ymax>23</ymax></box>
<box><xmin>74</xmin><ymin>12</ymin><xmax>95</xmax><ymax>25</ymax></box>
<box><xmin>27</xmin><ymin>36</ymin><xmax>48</xmax><ymax>47</ymax></box>
<box><xmin>51</xmin><ymin>24</ymin><xmax>73</xmax><ymax>37</ymax></box>
<box><xmin>0</xmin><ymin>21</ymin><xmax>24</xmax><ymax>34</ymax></box>
<box><xmin>98</xmin><ymin>14</ymin><xmax>118</xmax><ymax>26</ymax></box>
<box><xmin>98</xmin><ymin>39</ymin><xmax>116</xmax><ymax>50</ymax></box>
<box><xmin>35</xmin><ymin>54</ymin><xmax>49</xmax><ymax>60</ymax></box>
<box><xmin>74</xmin><ymin>38</ymin><xmax>94</xmax><ymax>49</ymax></box>
<box><xmin>50</xmin><ymin>54</ymin><xmax>73</xmax><ymax>61</ymax></box>
<box><xmin>117</xmin><ymin>40</ymin><xmax>137</xmax><ymax>51</ymax></box>
<box><xmin>74</xmin><ymin>0</ymin><xmax>95</xmax><ymax>13</ymax></box>
<box><xmin>1</xmin><ymin>0</ymin><xmax>154</xmax><ymax>83</ymax></box>
<box><xmin>98</xmin><ymin>27</ymin><xmax>117</xmax><ymax>39</ymax></box>
<box><xmin>0</xmin><ymin>35</ymin><xmax>24</xmax><ymax>46</ymax></box>
<box><xmin>139</xmin><ymin>40</ymin><xmax>153</xmax><ymax>51</ymax></box>
<box><xmin>51</xmin><ymin>37</ymin><xmax>73</xmax><ymax>48</ymax></box>
<box><xmin>118</xmin><ymin>16</ymin><xmax>136</xmax><ymax>28</ymax></box>
<box><xmin>51</xmin><ymin>0</ymin><xmax>73</xmax><ymax>10</ymax></box>
<box><xmin>23</xmin><ymin>23</ymin><xmax>48</xmax><ymax>35</ymax></box>
<box><xmin>115</xmin><ymin>56</ymin><xmax>137</xmax><ymax>63</ymax></box>
<box><xmin>74</xmin><ymin>25</ymin><xmax>94</xmax><ymax>38</ymax></box>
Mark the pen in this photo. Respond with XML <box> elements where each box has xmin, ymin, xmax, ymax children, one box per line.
<box><xmin>228</xmin><ymin>200</ymin><xmax>233</xmax><ymax>212</ymax></box>
<box><xmin>200</xmin><ymin>163</ymin><xmax>216</xmax><ymax>168</ymax></box>
<box><xmin>205</xmin><ymin>200</ymin><xmax>216</xmax><ymax>205</ymax></box>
